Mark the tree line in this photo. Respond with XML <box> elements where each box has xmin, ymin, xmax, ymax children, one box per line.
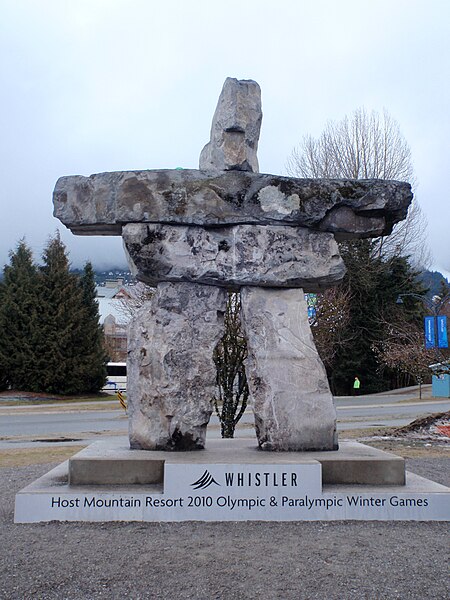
<box><xmin>286</xmin><ymin>107</ymin><xmax>442</xmax><ymax>394</ymax></box>
<box><xmin>0</xmin><ymin>234</ymin><xmax>107</xmax><ymax>394</ymax></box>
<box><xmin>225</xmin><ymin>107</ymin><xmax>446</xmax><ymax>399</ymax></box>
<box><xmin>1</xmin><ymin>107</ymin><xmax>446</xmax><ymax>412</ymax></box>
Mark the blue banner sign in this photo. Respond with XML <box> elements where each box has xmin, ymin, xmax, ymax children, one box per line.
<box><xmin>437</xmin><ymin>315</ymin><xmax>448</xmax><ymax>349</ymax></box>
<box><xmin>424</xmin><ymin>316</ymin><xmax>436</xmax><ymax>348</ymax></box>
<box><xmin>307</xmin><ymin>306</ymin><xmax>316</xmax><ymax>320</ymax></box>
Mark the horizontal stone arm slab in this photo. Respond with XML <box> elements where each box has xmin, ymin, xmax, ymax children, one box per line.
<box><xmin>123</xmin><ymin>223</ymin><xmax>346</xmax><ymax>291</ymax></box>
<box><xmin>53</xmin><ymin>169</ymin><xmax>412</xmax><ymax>238</ymax></box>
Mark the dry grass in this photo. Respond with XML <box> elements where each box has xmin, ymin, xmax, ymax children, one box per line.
<box><xmin>362</xmin><ymin>439</ymin><xmax>449</xmax><ymax>458</ymax></box>
<box><xmin>340</xmin><ymin>427</ymin><xmax>449</xmax><ymax>457</ymax></box>
<box><xmin>339</xmin><ymin>427</ymin><xmax>388</xmax><ymax>439</ymax></box>
<box><xmin>0</xmin><ymin>390</ymin><xmax>121</xmax><ymax>408</ymax></box>
<box><xmin>0</xmin><ymin>401</ymin><xmax>123</xmax><ymax>415</ymax></box>
<box><xmin>0</xmin><ymin>445</ymin><xmax>87</xmax><ymax>468</ymax></box>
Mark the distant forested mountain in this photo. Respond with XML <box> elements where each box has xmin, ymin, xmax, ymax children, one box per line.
<box><xmin>417</xmin><ymin>270</ymin><xmax>449</xmax><ymax>298</ymax></box>
<box><xmin>4</xmin><ymin>265</ymin><xmax>449</xmax><ymax>294</ymax></box>
<box><xmin>70</xmin><ymin>268</ymin><xmax>135</xmax><ymax>285</ymax></box>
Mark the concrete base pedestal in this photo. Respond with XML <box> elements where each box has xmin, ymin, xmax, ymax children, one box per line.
<box><xmin>14</xmin><ymin>439</ymin><xmax>450</xmax><ymax>523</ymax></box>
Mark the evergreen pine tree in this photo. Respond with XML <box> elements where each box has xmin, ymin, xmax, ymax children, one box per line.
<box><xmin>327</xmin><ymin>240</ymin><xmax>380</xmax><ymax>394</ymax></box>
<box><xmin>77</xmin><ymin>261</ymin><xmax>107</xmax><ymax>392</ymax></box>
<box><xmin>329</xmin><ymin>242</ymin><xmax>427</xmax><ymax>394</ymax></box>
<box><xmin>32</xmin><ymin>233</ymin><xmax>107</xmax><ymax>394</ymax></box>
<box><xmin>31</xmin><ymin>233</ymin><xmax>84</xmax><ymax>393</ymax></box>
<box><xmin>0</xmin><ymin>240</ymin><xmax>40</xmax><ymax>390</ymax></box>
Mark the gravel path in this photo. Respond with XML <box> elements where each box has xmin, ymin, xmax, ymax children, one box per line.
<box><xmin>1</xmin><ymin>458</ymin><xmax>449</xmax><ymax>600</ymax></box>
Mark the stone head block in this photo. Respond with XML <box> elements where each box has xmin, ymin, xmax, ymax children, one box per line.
<box><xmin>199</xmin><ymin>78</ymin><xmax>262</xmax><ymax>172</ymax></box>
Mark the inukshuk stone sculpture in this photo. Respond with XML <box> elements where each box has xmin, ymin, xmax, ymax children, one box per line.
<box><xmin>53</xmin><ymin>78</ymin><xmax>412</xmax><ymax>451</ymax></box>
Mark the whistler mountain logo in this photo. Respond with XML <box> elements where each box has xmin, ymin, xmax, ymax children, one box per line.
<box><xmin>191</xmin><ymin>470</ymin><xmax>221</xmax><ymax>490</ymax></box>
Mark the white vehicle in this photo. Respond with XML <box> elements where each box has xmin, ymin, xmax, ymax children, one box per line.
<box><xmin>103</xmin><ymin>362</ymin><xmax>127</xmax><ymax>392</ymax></box>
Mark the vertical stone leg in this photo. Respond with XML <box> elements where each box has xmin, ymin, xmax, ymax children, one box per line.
<box><xmin>240</xmin><ymin>286</ymin><xmax>338</xmax><ymax>451</ymax></box>
<box><xmin>127</xmin><ymin>282</ymin><xmax>227</xmax><ymax>450</ymax></box>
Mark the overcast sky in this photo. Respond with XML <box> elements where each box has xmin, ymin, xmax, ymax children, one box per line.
<box><xmin>1</xmin><ymin>0</ymin><xmax>449</xmax><ymax>277</ymax></box>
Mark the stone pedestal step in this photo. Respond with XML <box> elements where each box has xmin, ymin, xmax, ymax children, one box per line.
<box><xmin>68</xmin><ymin>438</ymin><xmax>405</xmax><ymax>486</ymax></box>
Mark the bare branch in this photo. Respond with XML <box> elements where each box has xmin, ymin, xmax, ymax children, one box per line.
<box><xmin>116</xmin><ymin>282</ymin><xmax>155</xmax><ymax>319</ymax></box>
<box><xmin>310</xmin><ymin>287</ymin><xmax>352</xmax><ymax>368</ymax></box>
<box><xmin>286</xmin><ymin>107</ymin><xmax>429</xmax><ymax>264</ymax></box>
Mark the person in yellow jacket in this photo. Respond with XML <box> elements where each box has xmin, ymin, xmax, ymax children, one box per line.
<box><xmin>353</xmin><ymin>376</ymin><xmax>361</xmax><ymax>395</ymax></box>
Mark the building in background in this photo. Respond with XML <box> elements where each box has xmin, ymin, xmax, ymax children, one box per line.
<box><xmin>96</xmin><ymin>279</ymin><xmax>131</xmax><ymax>362</ymax></box>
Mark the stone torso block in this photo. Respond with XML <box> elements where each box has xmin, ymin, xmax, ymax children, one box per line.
<box><xmin>123</xmin><ymin>223</ymin><xmax>345</xmax><ymax>291</ymax></box>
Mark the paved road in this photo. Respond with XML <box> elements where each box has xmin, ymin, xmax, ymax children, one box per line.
<box><xmin>0</xmin><ymin>386</ymin><xmax>448</xmax><ymax>449</ymax></box>
<box><xmin>0</xmin><ymin>409</ymin><xmax>126</xmax><ymax>437</ymax></box>
<box><xmin>3</xmin><ymin>402</ymin><xmax>448</xmax><ymax>438</ymax></box>
<box><xmin>336</xmin><ymin>399</ymin><xmax>449</xmax><ymax>421</ymax></box>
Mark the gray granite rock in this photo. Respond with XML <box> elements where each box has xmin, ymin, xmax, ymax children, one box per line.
<box><xmin>199</xmin><ymin>78</ymin><xmax>262</xmax><ymax>172</ymax></box>
<box><xmin>51</xmin><ymin>75</ymin><xmax>414</xmax><ymax>455</ymax></box>
<box><xmin>123</xmin><ymin>223</ymin><xmax>345</xmax><ymax>291</ymax></box>
<box><xmin>127</xmin><ymin>282</ymin><xmax>227</xmax><ymax>450</ymax></box>
<box><xmin>53</xmin><ymin>169</ymin><xmax>412</xmax><ymax>238</ymax></box>
<box><xmin>240</xmin><ymin>286</ymin><xmax>338</xmax><ymax>451</ymax></box>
